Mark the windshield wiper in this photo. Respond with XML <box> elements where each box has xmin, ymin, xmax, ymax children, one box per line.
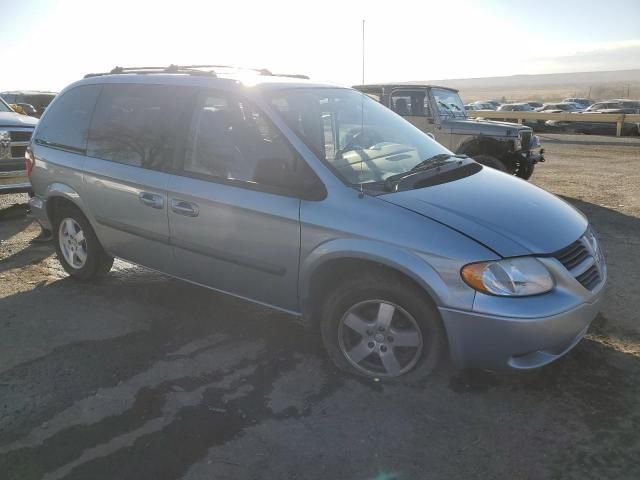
<box><xmin>384</xmin><ymin>153</ymin><xmax>466</xmax><ymax>191</ymax></box>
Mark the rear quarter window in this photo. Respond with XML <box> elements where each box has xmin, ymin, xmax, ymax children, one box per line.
<box><xmin>35</xmin><ymin>85</ymin><xmax>102</xmax><ymax>152</ymax></box>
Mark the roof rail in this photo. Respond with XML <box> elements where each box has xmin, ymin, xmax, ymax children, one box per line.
<box><xmin>84</xmin><ymin>64</ymin><xmax>309</xmax><ymax>80</ymax></box>
<box><xmin>84</xmin><ymin>64</ymin><xmax>218</xmax><ymax>78</ymax></box>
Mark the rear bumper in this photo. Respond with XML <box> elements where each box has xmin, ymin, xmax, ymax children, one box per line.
<box><xmin>439</xmin><ymin>295</ymin><xmax>602</xmax><ymax>370</ymax></box>
<box><xmin>0</xmin><ymin>170</ymin><xmax>32</xmax><ymax>194</ymax></box>
<box><xmin>28</xmin><ymin>194</ymin><xmax>52</xmax><ymax>230</ymax></box>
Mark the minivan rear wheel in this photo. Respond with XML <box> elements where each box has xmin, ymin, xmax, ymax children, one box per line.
<box><xmin>320</xmin><ymin>272</ymin><xmax>445</xmax><ymax>381</ymax></box>
<box><xmin>54</xmin><ymin>204</ymin><xmax>113</xmax><ymax>280</ymax></box>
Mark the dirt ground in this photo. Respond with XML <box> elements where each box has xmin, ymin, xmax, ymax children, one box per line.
<box><xmin>1</xmin><ymin>134</ymin><xmax>639</xmax><ymax>480</ymax></box>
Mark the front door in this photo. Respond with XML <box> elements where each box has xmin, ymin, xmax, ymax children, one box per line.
<box><xmin>167</xmin><ymin>90</ymin><xmax>303</xmax><ymax>312</ymax></box>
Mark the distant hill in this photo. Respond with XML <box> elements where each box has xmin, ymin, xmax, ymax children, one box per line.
<box><xmin>401</xmin><ymin>69</ymin><xmax>640</xmax><ymax>103</ymax></box>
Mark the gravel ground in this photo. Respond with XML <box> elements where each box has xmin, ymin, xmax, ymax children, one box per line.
<box><xmin>1</xmin><ymin>134</ymin><xmax>639</xmax><ymax>480</ymax></box>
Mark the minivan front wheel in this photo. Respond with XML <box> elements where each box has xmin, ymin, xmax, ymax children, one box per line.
<box><xmin>320</xmin><ymin>273</ymin><xmax>444</xmax><ymax>380</ymax></box>
<box><xmin>54</xmin><ymin>205</ymin><xmax>113</xmax><ymax>280</ymax></box>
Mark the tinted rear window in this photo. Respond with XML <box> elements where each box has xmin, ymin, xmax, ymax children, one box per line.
<box><xmin>35</xmin><ymin>85</ymin><xmax>102</xmax><ymax>152</ymax></box>
<box><xmin>87</xmin><ymin>84</ymin><xmax>196</xmax><ymax>171</ymax></box>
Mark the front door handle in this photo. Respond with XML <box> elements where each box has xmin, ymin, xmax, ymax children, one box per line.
<box><xmin>138</xmin><ymin>192</ymin><xmax>164</xmax><ymax>209</ymax></box>
<box><xmin>171</xmin><ymin>199</ymin><xmax>199</xmax><ymax>217</ymax></box>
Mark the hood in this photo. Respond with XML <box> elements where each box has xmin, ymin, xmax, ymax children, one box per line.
<box><xmin>442</xmin><ymin>117</ymin><xmax>531</xmax><ymax>136</ymax></box>
<box><xmin>380</xmin><ymin>166</ymin><xmax>587</xmax><ymax>257</ymax></box>
<box><xmin>0</xmin><ymin>111</ymin><xmax>38</xmax><ymax>128</ymax></box>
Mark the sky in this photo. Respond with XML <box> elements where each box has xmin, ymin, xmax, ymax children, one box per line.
<box><xmin>2</xmin><ymin>0</ymin><xmax>639</xmax><ymax>91</ymax></box>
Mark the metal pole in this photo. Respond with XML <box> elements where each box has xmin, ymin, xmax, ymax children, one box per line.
<box><xmin>362</xmin><ymin>19</ymin><xmax>365</xmax><ymax>85</ymax></box>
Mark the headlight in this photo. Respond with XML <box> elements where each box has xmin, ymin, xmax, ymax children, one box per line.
<box><xmin>461</xmin><ymin>257</ymin><xmax>554</xmax><ymax>296</ymax></box>
<box><xmin>513</xmin><ymin>137</ymin><xmax>522</xmax><ymax>151</ymax></box>
<box><xmin>530</xmin><ymin>134</ymin><xmax>541</xmax><ymax>149</ymax></box>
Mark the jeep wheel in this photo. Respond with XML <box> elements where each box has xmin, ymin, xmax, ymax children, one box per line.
<box><xmin>54</xmin><ymin>204</ymin><xmax>113</xmax><ymax>280</ymax></box>
<box><xmin>320</xmin><ymin>271</ymin><xmax>445</xmax><ymax>381</ymax></box>
<box><xmin>472</xmin><ymin>154</ymin><xmax>507</xmax><ymax>172</ymax></box>
<box><xmin>516</xmin><ymin>161</ymin><xmax>535</xmax><ymax>180</ymax></box>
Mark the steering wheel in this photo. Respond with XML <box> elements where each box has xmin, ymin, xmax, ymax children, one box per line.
<box><xmin>336</xmin><ymin>128</ymin><xmax>384</xmax><ymax>159</ymax></box>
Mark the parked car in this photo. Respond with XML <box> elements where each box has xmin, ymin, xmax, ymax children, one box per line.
<box><xmin>537</xmin><ymin>103</ymin><xmax>582</xmax><ymax>113</ymax></box>
<box><xmin>563</xmin><ymin>98</ymin><xmax>593</xmax><ymax>109</ymax></box>
<box><xmin>611</xmin><ymin>99</ymin><xmax>640</xmax><ymax>113</ymax></box>
<box><xmin>0</xmin><ymin>97</ymin><xmax>37</xmax><ymax>194</ymax></box>
<box><xmin>354</xmin><ymin>84</ymin><xmax>543</xmax><ymax>178</ymax></box>
<box><xmin>584</xmin><ymin>100</ymin><xmax>640</xmax><ymax>114</ymax></box>
<box><xmin>0</xmin><ymin>91</ymin><xmax>57</xmax><ymax>118</ymax></box>
<box><xmin>481</xmin><ymin>100</ymin><xmax>502</xmax><ymax>109</ymax></box>
<box><xmin>28</xmin><ymin>65</ymin><xmax>605</xmax><ymax>379</ymax></box>
<box><xmin>547</xmin><ymin>99</ymin><xmax>640</xmax><ymax>135</ymax></box>
<box><xmin>472</xmin><ymin>101</ymin><xmax>497</xmax><ymax>110</ymax></box>
<box><xmin>497</xmin><ymin>103</ymin><xmax>534</xmax><ymax>112</ymax></box>
<box><xmin>583</xmin><ymin>101</ymin><xmax>623</xmax><ymax>112</ymax></box>
<box><xmin>526</xmin><ymin>101</ymin><xmax>543</xmax><ymax>109</ymax></box>
<box><xmin>494</xmin><ymin>103</ymin><xmax>540</xmax><ymax>128</ymax></box>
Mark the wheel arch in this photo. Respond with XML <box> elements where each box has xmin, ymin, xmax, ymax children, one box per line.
<box><xmin>456</xmin><ymin>137</ymin><xmax>509</xmax><ymax>158</ymax></box>
<box><xmin>45</xmin><ymin>183</ymin><xmax>94</xmax><ymax>228</ymax></box>
<box><xmin>300</xmin><ymin>239</ymin><xmax>450</xmax><ymax>325</ymax></box>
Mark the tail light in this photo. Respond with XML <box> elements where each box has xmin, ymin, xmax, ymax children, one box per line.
<box><xmin>25</xmin><ymin>146</ymin><xmax>35</xmax><ymax>177</ymax></box>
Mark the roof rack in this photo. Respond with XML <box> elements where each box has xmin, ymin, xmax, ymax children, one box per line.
<box><xmin>84</xmin><ymin>64</ymin><xmax>309</xmax><ymax>80</ymax></box>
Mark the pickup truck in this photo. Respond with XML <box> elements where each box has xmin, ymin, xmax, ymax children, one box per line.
<box><xmin>0</xmin><ymin>97</ymin><xmax>37</xmax><ymax>194</ymax></box>
<box><xmin>354</xmin><ymin>84</ymin><xmax>544</xmax><ymax>179</ymax></box>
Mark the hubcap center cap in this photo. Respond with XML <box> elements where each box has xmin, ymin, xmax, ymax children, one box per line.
<box><xmin>374</xmin><ymin>333</ymin><xmax>385</xmax><ymax>343</ymax></box>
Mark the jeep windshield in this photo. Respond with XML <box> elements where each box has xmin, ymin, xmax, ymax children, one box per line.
<box><xmin>267</xmin><ymin>88</ymin><xmax>455</xmax><ymax>187</ymax></box>
<box><xmin>431</xmin><ymin>88</ymin><xmax>466</xmax><ymax>118</ymax></box>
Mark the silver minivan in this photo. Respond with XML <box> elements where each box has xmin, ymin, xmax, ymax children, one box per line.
<box><xmin>28</xmin><ymin>66</ymin><xmax>606</xmax><ymax>379</ymax></box>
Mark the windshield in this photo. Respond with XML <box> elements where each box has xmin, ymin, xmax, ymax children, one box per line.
<box><xmin>267</xmin><ymin>88</ymin><xmax>451</xmax><ymax>185</ymax></box>
<box><xmin>431</xmin><ymin>88</ymin><xmax>466</xmax><ymax>118</ymax></box>
<box><xmin>0</xmin><ymin>98</ymin><xmax>12</xmax><ymax>113</ymax></box>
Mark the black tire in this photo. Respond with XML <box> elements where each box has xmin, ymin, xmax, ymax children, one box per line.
<box><xmin>516</xmin><ymin>161</ymin><xmax>535</xmax><ymax>180</ymax></box>
<box><xmin>54</xmin><ymin>204</ymin><xmax>113</xmax><ymax>280</ymax></box>
<box><xmin>472</xmin><ymin>154</ymin><xmax>507</xmax><ymax>172</ymax></box>
<box><xmin>320</xmin><ymin>270</ymin><xmax>445</xmax><ymax>381</ymax></box>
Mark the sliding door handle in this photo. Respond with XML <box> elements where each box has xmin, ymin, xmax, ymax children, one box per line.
<box><xmin>171</xmin><ymin>199</ymin><xmax>199</xmax><ymax>217</ymax></box>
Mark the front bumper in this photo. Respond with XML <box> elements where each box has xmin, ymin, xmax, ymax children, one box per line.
<box><xmin>439</xmin><ymin>295</ymin><xmax>602</xmax><ymax>370</ymax></box>
<box><xmin>523</xmin><ymin>148</ymin><xmax>544</xmax><ymax>163</ymax></box>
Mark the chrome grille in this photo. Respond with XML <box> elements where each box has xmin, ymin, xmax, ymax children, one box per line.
<box><xmin>1</xmin><ymin>128</ymin><xmax>32</xmax><ymax>161</ymax></box>
<box><xmin>11</xmin><ymin>145</ymin><xmax>27</xmax><ymax>158</ymax></box>
<box><xmin>554</xmin><ymin>240</ymin><xmax>590</xmax><ymax>270</ymax></box>
<box><xmin>10</xmin><ymin>131</ymin><xmax>32</xmax><ymax>142</ymax></box>
<box><xmin>554</xmin><ymin>228</ymin><xmax>605</xmax><ymax>291</ymax></box>
<box><xmin>576</xmin><ymin>265</ymin><xmax>601</xmax><ymax>291</ymax></box>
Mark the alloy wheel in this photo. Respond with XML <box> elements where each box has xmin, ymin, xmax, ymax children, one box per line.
<box><xmin>338</xmin><ymin>300</ymin><xmax>424</xmax><ymax>377</ymax></box>
<box><xmin>58</xmin><ymin>217</ymin><xmax>88</xmax><ymax>269</ymax></box>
